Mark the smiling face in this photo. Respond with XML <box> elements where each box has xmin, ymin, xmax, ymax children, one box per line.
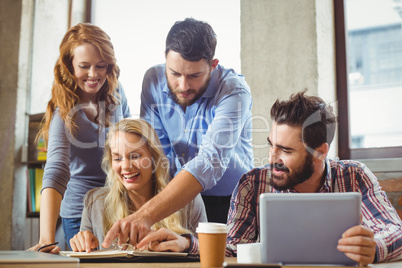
<box><xmin>267</xmin><ymin>122</ymin><xmax>314</xmax><ymax>191</ymax></box>
<box><xmin>72</xmin><ymin>42</ymin><xmax>108</xmax><ymax>100</ymax></box>
<box><xmin>165</xmin><ymin>51</ymin><xmax>218</xmax><ymax>107</ymax></box>
<box><xmin>110</xmin><ymin>130</ymin><xmax>154</xmax><ymax>199</ymax></box>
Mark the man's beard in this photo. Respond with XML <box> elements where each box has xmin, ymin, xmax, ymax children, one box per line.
<box><xmin>269</xmin><ymin>153</ymin><xmax>314</xmax><ymax>191</ymax></box>
<box><xmin>167</xmin><ymin>75</ymin><xmax>211</xmax><ymax>107</ymax></box>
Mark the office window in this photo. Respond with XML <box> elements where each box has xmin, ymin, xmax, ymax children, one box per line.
<box><xmin>91</xmin><ymin>0</ymin><xmax>240</xmax><ymax>117</ymax></box>
<box><xmin>335</xmin><ymin>0</ymin><xmax>402</xmax><ymax>159</ymax></box>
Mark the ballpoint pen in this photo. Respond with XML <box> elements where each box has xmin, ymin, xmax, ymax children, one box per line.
<box><xmin>37</xmin><ymin>242</ymin><xmax>59</xmax><ymax>252</ymax></box>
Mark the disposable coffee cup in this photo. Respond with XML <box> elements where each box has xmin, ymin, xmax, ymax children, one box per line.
<box><xmin>196</xmin><ymin>222</ymin><xmax>228</xmax><ymax>268</ymax></box>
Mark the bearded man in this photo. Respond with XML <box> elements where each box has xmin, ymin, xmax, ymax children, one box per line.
<box><xmin>225</xmin><ymin>91</ymin><xmax>402</xmax><ymax>266</ymax></box>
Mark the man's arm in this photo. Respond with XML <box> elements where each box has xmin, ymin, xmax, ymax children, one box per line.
<box><xmin>102</xmin><ymin>170</ymin><xmax>203</xmax><ymax>248</ymax></box>
<box><xmin>183</xmin><ymin>89</ymin><xmax>253</xmax><ymax>193</ymax></box>
<box><xmin>108</xmin><ymin>66</ymin><xmax>253</xmax><ymax>249</ymax></box>
<box><xmin>356</xmin><ymin>163</ymin><xmax>402</xmax><ymax>262</ymax></box>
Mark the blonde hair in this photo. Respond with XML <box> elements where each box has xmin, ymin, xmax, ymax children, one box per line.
<box><xmin>101</xmin><ymin>119</ymin><xmax>190</xmax><ymax>237</ymax></box>
<box><xmin>37</xmin><ymin>22</ymin><xmax>120</xmax><ymax>144</ymax></box>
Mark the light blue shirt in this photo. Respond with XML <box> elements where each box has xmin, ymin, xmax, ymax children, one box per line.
<box><xmin>140</xmin><ymin>64</ymin><xmax>254</xmax><ymax>196</ymax></box>
<box><xmin>42</xmin><ymin>83</ymin><xmax>131</xmax><ymax>218</ymax></box>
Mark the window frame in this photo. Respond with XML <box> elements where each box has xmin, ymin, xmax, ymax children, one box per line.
<box><xmin>334</xmin><ymin>0</ymin><xmax>402</xmax><ymax>160</ymax></box>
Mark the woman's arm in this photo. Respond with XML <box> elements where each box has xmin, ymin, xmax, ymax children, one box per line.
<box><xmin>28</xmin><ymin>188</ymin><xmax>62</xmax><ymax>253</ymax></box>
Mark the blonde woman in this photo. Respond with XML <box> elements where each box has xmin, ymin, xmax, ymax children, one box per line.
<box><xmin>28</xmin><ymin>23</ymin><xmax>131</xmax><ymax>253</ymax></box>
<box><xmin>70</xmin><ymin>119</ymin><xmax>207</xmax><ymax>253</ymax></box>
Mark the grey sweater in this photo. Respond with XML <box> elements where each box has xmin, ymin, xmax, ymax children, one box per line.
<box><xmin>41</xmin><ymin>83</ymin><xmax>131</xmax><ymax>218</ymax></box>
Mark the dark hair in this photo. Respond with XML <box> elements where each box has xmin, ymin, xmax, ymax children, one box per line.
<box><xmin>270</xmin><ymin>90</ymin><xmax>337</xmax><ymax>151</ymax></box>
<box><xmin>165</xmin><ymin>17</ymin><xmax>217</xmax><ymax>63</ymax></box>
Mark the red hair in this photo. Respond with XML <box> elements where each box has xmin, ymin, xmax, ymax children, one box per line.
<box><xmin>38</xmin><ymin>23</ymin><xmax>120</xmax><ymax>144</ymax></box>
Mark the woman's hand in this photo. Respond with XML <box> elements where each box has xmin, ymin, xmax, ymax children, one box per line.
<box><xmin>70</xmin><ymin>231</ymin><xmax>99</xmax><ymax>253</ymax></box>
<box><xmin>337</xmin><ymin>225</ymin><xmax>376</xmax><ymax>265</ymax></box>
<box><xmin>27</xmin><ymin>242</ymin><xmax>61</xmax><ymax>254</ymax></box>
<box><xmin>102</xmin><ymin>212</ymin><xmax>153</xmax><ymax>248</ymax></box>
<box><xmin>137</xmin><ymin>228</ymin><xmax>191</xmax><ymax>252</ymax></box>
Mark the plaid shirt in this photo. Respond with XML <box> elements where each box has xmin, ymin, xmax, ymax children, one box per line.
<box><xmin>226</xmin><ymin>158</ymin><xmax>402</xmax><ymax>263</ymax></box>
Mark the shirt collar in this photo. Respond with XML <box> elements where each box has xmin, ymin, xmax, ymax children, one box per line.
<box><xmin>202</xmin><ymin>65</ymin><xmax>220</xmax><ymax>98</ymax></box>
<box><xmin>318</xmin><ymin>158</ymin><xmax>332</xmax><ymax>193</ymax></box>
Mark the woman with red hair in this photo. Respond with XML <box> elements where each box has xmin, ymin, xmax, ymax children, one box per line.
<box><xmin>28</xmin><ymin>23</ymin><xmax>131</xmax><ymax>253</ymax></box>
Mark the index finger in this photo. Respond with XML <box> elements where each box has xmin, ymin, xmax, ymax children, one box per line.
<box><xmin>102</xmin><ymin>223</ymin><xmax>121</xmax><ymax>248</ymax></box>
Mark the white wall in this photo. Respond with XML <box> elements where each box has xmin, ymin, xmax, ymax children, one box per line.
<box><xmin>241</xmin><ymin>0</ymin><xmax>337</xmax><ymax>164</ymax></box>
<box><xmin>29</xmin><ymin>0</ymin><xmax>69</xmax><ymax>115</ymax></box>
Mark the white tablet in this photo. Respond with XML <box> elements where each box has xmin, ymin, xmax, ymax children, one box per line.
<box><xmin>259</xmin><ymin>192</ymin><xmax>361</xmax><ymax>266</ymax></box>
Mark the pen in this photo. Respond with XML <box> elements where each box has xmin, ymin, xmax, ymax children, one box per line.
<box><xmin>37</xmin><ymin>242</ymin><xmax>59</xmax><ymax>252</ymax></box>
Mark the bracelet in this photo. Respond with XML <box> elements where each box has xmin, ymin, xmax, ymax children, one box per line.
<box><xmin>181</xmin><ymin>233</ymin><xmax>194</xmax><ymax>253</ymax></box>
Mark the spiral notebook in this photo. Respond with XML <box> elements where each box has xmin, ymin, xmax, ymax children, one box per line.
<box><xmin>59</xmin><ymin>249</ymin><xmax>187</xmax><ymax>259</ymax></box>
<box><xmin>59</xmin><ymin>249</ymin><xmax>200</xmax><ymax>263</ymax></box>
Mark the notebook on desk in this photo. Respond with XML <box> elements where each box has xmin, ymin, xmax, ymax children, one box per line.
<box><xmin>0</xmin><ymin>250</ymin><xmax>79</xmax><ymax>267</ymax></box>
<box><xmin>259</xmin><ymin>192</ymin><xmax>361</xmax><ymax>266</ymax></box>
<box><xmin>59</xmin><ymin>249</ymin><xmax>200</xmax><ymax>263</ymax></box>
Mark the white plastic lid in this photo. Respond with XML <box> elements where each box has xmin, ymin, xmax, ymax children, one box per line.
<box><xmin>196</xmin><ymin>222</ymin><xmax>228</xmax><ymax>233</ymax></box>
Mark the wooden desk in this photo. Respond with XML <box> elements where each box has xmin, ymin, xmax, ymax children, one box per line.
<box><xmin>79</xmin><ymin>257</ymin><xmax>402</xmax><ymax>268</ymax></box>
<box><xmin>79</xmin><ymin>257</ymin><xmax>236</xmax><ymax>267</ymax></box>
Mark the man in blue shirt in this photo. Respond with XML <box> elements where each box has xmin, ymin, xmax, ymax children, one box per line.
<box><xmin>102</xmin><ymin>17</ymin><xmax>253</xmax><ymax>248</ymax></box>
<box><xmin>141</xmin><ymin>17</ymin><xmax>254</xmax><ymax>223</ymax></box>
